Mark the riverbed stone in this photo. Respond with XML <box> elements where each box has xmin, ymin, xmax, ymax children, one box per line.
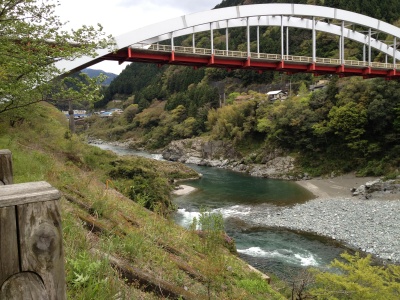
<box><xmin>246</xmin><ymin>197</ymin><xmax>400</xmax><ymax>263</ymax></box>
<box><xmin>162</xmin><ymin>138</ymin><xmax>297</xmax><ymax>179</ymax></box>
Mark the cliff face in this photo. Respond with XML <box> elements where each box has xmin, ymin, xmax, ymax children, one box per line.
<box><xmin>162</xmin><ymin>138</ymin><xmax>300</xmax><ymax>180</ymax></box>
<box><xmin>162</xmin><ymin>138</ymin><xmax>240</xmax><ymax>164</ymax></box>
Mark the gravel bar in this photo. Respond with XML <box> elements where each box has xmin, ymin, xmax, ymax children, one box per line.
<box><xmin>255</xmin><ymin>197</ymin><xmax>400</xmax><ymax>263</ymax></box>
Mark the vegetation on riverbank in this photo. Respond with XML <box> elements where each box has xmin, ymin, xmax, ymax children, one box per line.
<box><xmin>0</xmin><ymin>103</ymin><xmax>287</xmax><ymax>299</ymax></box>
<box><xmin>88</xmin><ymin>75</ymin><xmax>400</xmax><ymax>178</ymax></box>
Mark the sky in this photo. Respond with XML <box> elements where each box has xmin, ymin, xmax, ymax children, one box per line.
<box><xmin>56</xmin><ymin>0</ymin><xmax>223</xmax><ymax>74</ymax></box>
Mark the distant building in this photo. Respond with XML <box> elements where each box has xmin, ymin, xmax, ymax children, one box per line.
<box><xmin>266</xmin><ymin>90</ymin><xmax>287</xmax><ymax>101</ymax></box>
<box><xmin>98</xmin><ymin>109</ymin><xmax>123</xmax><ymax>118</ymax></box>
<box><xmin>62</xmin><ymin>110</ymin><xmax>88</xmax><ymax>119</ymax></box>
<box><xmin>109</xmin><ymin>108</ymin><xmax>123</xmax><ymax>115</ymax></box>
<box><xmin>100</xmin><ymin>111</ymin><xmax>113</xmax><ymax>117</ymax></box>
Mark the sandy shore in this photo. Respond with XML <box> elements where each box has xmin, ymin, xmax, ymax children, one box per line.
<box><xmin>172</xmin><ymin>185</ymin><xmax>197</xmax><ymax>196</ymax></box>
<box><xmin>296</xmin><ymin>174</ymin><xmax>379</xmax><ymax>199</ymax></box>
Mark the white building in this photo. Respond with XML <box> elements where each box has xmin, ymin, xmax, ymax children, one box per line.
<box><xmin>266</xmin><ymin>90</ymin><xmax>287</xmax><ymax>101</ymax></box>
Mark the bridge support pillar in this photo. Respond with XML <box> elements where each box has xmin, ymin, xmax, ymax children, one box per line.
<box><xmin>244</xmin><ymin>57</ymin><xmax>251</xmax><ymax>68</ymax></box>
<box><xmin>257</xmin><ymin>25</ymin><xmax>260</xmax><ymax>57</ymax></box>
<box><xmin>281</xmin><ymin>16</ymin><xmax>284</xmax><ymax>58</ymax></box>
<box><xmin>192</xmin><ymin>31</ymin><xmax>195</xmax><ymax>53</ymax></box>
<box><xmin>363</xmin><ymin>66</ymin><xmax>371</xmax><ymax>79</ymax></box>
<box><xmin>226</xmin><ymin>20</ymin><xmax>229</xmax><ymax>52</ymax></box>
<box><xmin>246</xmin><ymin>17</ymin><xmax>250</xmax><ymax>58</ymax></box>
<box><xmin>394</xmin><ymin>37</ymin><xmax>397</xmax><ymax>66</ymax></box>
<box><xmin>339</xmin><ymin>21</ymin><xmax>346</xmax><ymax>64</ymax></box>
<box><xmin>286</xmin><ymin>26</ymin><xmax>289</xmax><ymax>56</ymax></box>
<box><xmin>368</xmin><ymin>28</ymin><xmax>372</xmax><ymax>66</ymax></box>
<box><xmin>312</xmin><ymin>17</ymin><xmax>316</xmax><ymax>63</ymax></box>
<box><xmin>210</xmin><ymin>23</ymin><xmax>214</xmax><ymax>54</ymax></box>
<box><xmin>336</xmin><ymin>65</ymin><xmax>345</xmax><ymax>74</ymax></box>
<box><xmin>387</xmin><ymin>69</ymin><xmax>396</xmax><ymax>77</ymax></box>
<box><xmin>208</xmin><ymin>54</ymin><xmax>215</xmax><ymax>66</ymax></box>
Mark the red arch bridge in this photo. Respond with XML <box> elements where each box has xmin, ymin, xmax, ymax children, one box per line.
<box><xmin>57</xmin><ymin>3</ymin><xmax>400</xmax><ymax>79</ymax></box>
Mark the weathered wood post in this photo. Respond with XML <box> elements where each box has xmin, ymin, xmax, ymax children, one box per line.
<box><xmin>0</xmin><ymin>150</ymin><xmax>66</xmax><ymax>300</ymax></box>
<box><xmin>0</xmin><ymin>149</ymin><xmax>13</xmax><ymax>185</ymax></box>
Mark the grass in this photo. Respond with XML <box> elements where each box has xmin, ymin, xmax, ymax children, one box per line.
<box><xmin>0</xmin><ymin>102</ymin><xmax>286</xmax><ymax>299</ymax></box>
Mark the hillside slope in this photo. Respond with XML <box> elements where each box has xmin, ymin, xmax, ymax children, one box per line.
<box><xmin>0</xmin><ymin>103</ymin><xmax>286</xmax><ymax>299</ymax></box>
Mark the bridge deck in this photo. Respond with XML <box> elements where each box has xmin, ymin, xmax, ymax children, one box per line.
<box><xmin>102</xmin><ymin>44</ymin><xmax>400</xmax><ymax>79</ymax></box>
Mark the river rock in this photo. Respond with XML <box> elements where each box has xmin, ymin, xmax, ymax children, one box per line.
<box><xmin>248</xmin><ymin>157</ymin><xmax>295</xmax><ymax>179</ymax></box>
<box><xmin>247</xmin><ymin>197</ymin><xmax>400</xmax><ymax>263</ymax></box>
<box><xmin>162</xmin><ymin>138</ymin><xmax>297</xmax><ymax>180</ymax></box>
<box><xmin>163</xmin><ymin>138</ymin><xmax>240</xmax><ymax>164</ymax></box>
<box><xmin>352</xmin><ymin>178</ymin><xmax>400</xmax><ymax>199</ymax></box>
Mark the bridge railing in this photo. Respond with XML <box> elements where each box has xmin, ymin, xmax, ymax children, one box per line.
<box><xmin>344</xmin><ymin>60</ymin><xmax>368</xmax><ymax>67</ymax></box>
<box><xmin>316</xmin><ymin>57</ymin><xmax>341</xmax><ymax>65</ymax></box>
<box><xmin>147</xmin><ymin>44</ymin><xmax>171</xmax><ymax>52</ymax></box>
<box><xmin>284</xmin><ymin>55</ymin><xmax>313</xmax><ymax>63</ymax></box>
<box><xmin>135</xmin><ymin>44</ymin><xmax>400</xmax><ymax>70</ymax></box>
<box><xmin>251</xmin><ymin>52</ymin><xmax>281</xmax><ymax>60</ymax></box>
<box><xmin>370</xmin><ymin>62</ymin><xmax>394</xmax><ymax>69</ymax></box>
<box><xmin>216</xmin><ymin>49</ymin><xmax>248</xmax><ymax>58</ymax></box>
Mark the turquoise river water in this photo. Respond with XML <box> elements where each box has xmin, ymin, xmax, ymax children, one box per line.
<box><xmin>95</xmin><ymin>143</ymin><xmax>348</xmax><ymax>281</ymax></box>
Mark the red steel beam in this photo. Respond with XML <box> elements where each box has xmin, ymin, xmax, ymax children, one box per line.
<box><xmin>102</xmin><ymin>49</ymin><xmax>400</xmax><ymax>79</ymax></box>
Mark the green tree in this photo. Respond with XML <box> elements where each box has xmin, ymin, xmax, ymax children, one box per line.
<box><xmin>207</xmin><ymin>100</ymin><xmax>257</xmax><ymax>145</ymax></box>
<box><xmin>310</xmin><ymin>252</ymin><xmax>400</xmax><ymax>299</ymax></box>
<box><xmin>123</xmin><ymin>104</ymin><xmax>139</xmax><ymax>123</ymax></box>
<box><xmin>0</xmin><ymin>0</ymin><xmax>113</xmax><ymax>114</ymax></box>
<box><xmin>327</xmin><ymin>101</ymin><xmax>368</xmax><ymax>152</ymax></box>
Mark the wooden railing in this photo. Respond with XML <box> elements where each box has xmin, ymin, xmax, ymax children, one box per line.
<box><xmin>0</xmin><ymin>150</ymin><xmax>65</xmax><ymax>300</ymax></box>
<box><xmin>132</xmin><ymin>43</ymin><xmax>399</xmax><ymax>70</ymax></box>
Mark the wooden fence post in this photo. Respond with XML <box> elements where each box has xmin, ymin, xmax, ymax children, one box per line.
<box><xmin>0</xmin><ymin>150</ymin><xmax>66</xmax><ymax>300</ymax></box>
<box><xmin>0</xmin><ymin>150</ymin><xmax>13</xmax><ymax>185</ymax></box>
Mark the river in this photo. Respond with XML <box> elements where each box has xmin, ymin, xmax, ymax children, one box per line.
<box><xmin>95</xmin><ymin>143</ymin><xmax>348</xmax><ymax>281</ymax></box>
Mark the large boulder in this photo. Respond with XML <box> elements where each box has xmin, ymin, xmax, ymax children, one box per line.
<box><xmin>352</xmin><ymin>178</ymin><xmax>400</xmax><ymax>199</ymax></box>
<box><xmin>162</xmin><ymin>138</ymin><xmax>241</xmax><ymax>164</ymax></box>
<box><xmin>162</xmin><ymin>138</ymin><xmax>297</xmax><ymax>179</ymax></box>
<box><xmin>249</xmin><ymin>156</ymin><xmax>296</xmax><ymax>179</ymax></box>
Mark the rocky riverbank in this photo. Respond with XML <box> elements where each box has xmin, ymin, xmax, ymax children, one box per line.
<box><xmin>172</xmin><ymin>184</ymin><xmax>197</xmax><ymax>196</ymax></box>
<box><xmin>162</xmin><ymin>138</ymin><xmax>300</xmax><ymax>180</ymax></box>
<box><xmin>263</xmin><ymin>176</ymin><xmax>400</xmax><ymax>263</ymax></box>
<box><xmin>254</xmin><ymin>196</ymin><xmax>400</xmax><ymax>263</ymax></box>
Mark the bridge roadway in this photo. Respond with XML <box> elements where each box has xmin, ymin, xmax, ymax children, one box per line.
<box><xmin>101</xmin><ymin>44</ymin><xmax>400</xmax><ymax>79</ymax></box>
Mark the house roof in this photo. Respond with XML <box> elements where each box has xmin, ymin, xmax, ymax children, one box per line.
<box><xmin>267</xmin><ymin>90</ymin><xmax>284</xmax><ymax>95</ymax></box>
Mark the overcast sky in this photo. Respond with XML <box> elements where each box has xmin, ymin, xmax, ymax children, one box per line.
<box><xmin>56</xmin><ymin>0</ymin><xmax>222</xmax><ymax>74</ymax></box>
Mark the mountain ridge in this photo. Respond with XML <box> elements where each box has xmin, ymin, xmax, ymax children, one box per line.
<box><xmin>82</xmin><ymin>68</ymin><xmax>118</xmax><ymax>85</ymax></box>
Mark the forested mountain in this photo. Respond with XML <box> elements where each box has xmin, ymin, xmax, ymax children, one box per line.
<box><xmin>81</xmin><ymin>68</ymin><xmax>117</xmax><ymax>85</ymax></box>
<box><xmin>91</xmin><ymin>0</ymin><xmax>400</xmax><ymax>177</ymax></box>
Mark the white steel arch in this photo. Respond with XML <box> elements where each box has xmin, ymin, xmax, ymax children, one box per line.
<box><xmin>57</xmin><ymin>3</ymin><xmax>400</xmax><ymax>73</ymax></box>
<box><xmin>139</xmin><ymin>16</ymin><xmax>399</xmax><ymax>59</ymax></box>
